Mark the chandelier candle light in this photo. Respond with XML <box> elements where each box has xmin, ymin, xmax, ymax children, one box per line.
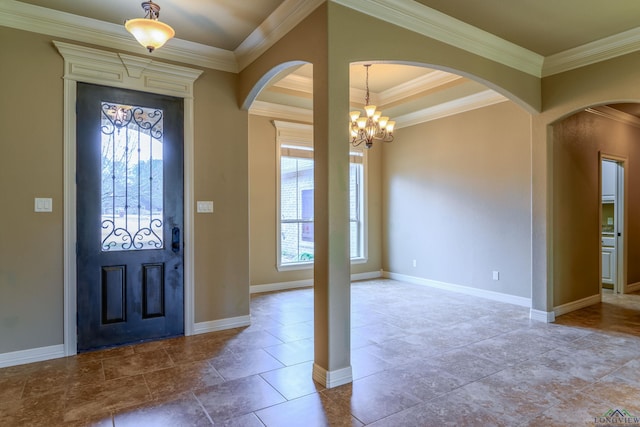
<box><xmin>125</xmin><ymin>1</ymin><xmax>175</xmax><ymax>53</ymax></box>
<box><xmin>349</xmin><ymin>64</ymin><xmax>395</xmax><ymax>149</ymax></box>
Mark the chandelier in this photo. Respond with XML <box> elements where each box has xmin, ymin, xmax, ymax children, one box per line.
<box><xmin>349</xmin><ymin>64</ymin><xmax>395</xmax><ymax>149</ymax></box>
<box><xmin>125</xmin><ymin>1</ymin><xmax>175</xmax><ymax>53</ymax></box>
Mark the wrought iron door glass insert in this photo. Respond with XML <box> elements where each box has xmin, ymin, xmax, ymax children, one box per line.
<box><xmin>101</xmin><ymin>102</ymin><xmax>164</xmax><ymax>251</ymax></box>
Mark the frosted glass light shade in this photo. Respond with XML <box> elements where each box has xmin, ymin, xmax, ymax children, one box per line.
<box><xmin>364</xmin><ymin>105</ymin><xmax>377</xmax><ymax>117</ymax></box>
<box><xmin>125</xmin><ymin>18</ymin><xmax>175</xmax><ymax>52</ymax></box>
<box><xmin>386</xmin><ymin>121</ymin><xmax>396</xmax><ymax>132</ymax></box>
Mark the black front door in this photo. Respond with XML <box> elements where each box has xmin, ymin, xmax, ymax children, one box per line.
<box><xmin>76</xmin><ymin>83</ymin><xmax>184</xmax><ymax>352</ymax></box>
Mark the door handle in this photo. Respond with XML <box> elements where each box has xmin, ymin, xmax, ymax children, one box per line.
<box><xmin>171</xmin><ymin>227</ymin><xmax>180</xmax><ymax>253</ymax></box>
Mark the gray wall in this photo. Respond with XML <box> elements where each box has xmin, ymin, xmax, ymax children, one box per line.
<box><xmin>382</xmin><ymin>101</ymin><xmax>532</xmax><ymax>299</ymax></box>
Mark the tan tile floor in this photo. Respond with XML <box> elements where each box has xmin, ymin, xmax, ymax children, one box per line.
<box><xmin>1</xmin><ymin>280</ymin><xmax>639</xmax><ymax>426</ymax></box>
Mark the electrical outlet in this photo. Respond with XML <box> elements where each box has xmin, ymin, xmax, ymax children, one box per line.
<box><xmin>412</xmin><ymin>259</ymin><xmax>417</xmax><ymax>267</ymax></box>
<box><xmin>492</xmin><ymin>271</ymin><xmax>500</xmax><ymax>281</ymax></box>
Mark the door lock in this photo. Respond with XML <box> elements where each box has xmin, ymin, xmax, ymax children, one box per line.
<box><xmin>171</xmin><ymin>227</ymin><xmax>180</xmax><ymax>253</ymax></box>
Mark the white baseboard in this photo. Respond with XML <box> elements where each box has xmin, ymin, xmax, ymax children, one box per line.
<box><xmin>0</xmin><ymin>344</ymin><xmax>65</xmax><ymax>368</ymax></box>
<box><xmin>530</xmin><ymin>309</ymin><xmax>555</xmax><ymax>323</ymax></box>
<box><xmin>250</xmin><ymin>271</ymin><xmax>383</xmax><ymax>294</ymax></box>
<box><xmin>312</xmin><ymin>363</ymin><xmax>353</xmax><ymax>388</ymax></box>
<box><xmin>351</xmin><ymin>270</ymin><xmax>383</xmax><ymax>281</ymax></box>
<box><xmin>553</xmin><ymin>293</ymin><xmax>601</xmax><ymax>317</ymax></box>
<box><xmin>250</xmin><ymin>279</ymin><xmax>313</xmax><ymax>294</ymax></box>
<box><xmin>193</xmin><ymin>315</ymin><xmax>251</xmax><ymax>335</ymax></box>
<box><xmin>383</xmin><ymin>271</ymin><xmax>531</xmax><ymax>307</ymax></box>
<box><xmin>626</xmin><ymin>282</ymin><xmax>640</xmax><ymax>293</ymax></box>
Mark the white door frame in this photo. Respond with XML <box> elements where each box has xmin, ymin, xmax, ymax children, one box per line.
<box><xmin>55</xmin><ymin>41</ymin><xmax>202</xmax><ymax>356</ymax></box>
<box><xmin>600</xmin><ymin>153</ymin><xmax>627</xmax><ymax>294</ymax></box>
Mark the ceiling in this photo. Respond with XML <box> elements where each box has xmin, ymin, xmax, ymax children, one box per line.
<box><xmin>13</xmin><ymin>0</ymin><xmax>640</xmax><ymax>124</ymax></box>
<box><xmin>17</xmin><ymin>0</ymin><xmax>640</xmax><ymax>56</ymax></box>
<box><xmin>18</xmin><ymin>0</ymin><xmax>287</xmax><ymax>51</ymax></box>
<box><xmin>414</xmin><ymin>0</ymin><xmax>640</xmax><ymax>57</ymax></box>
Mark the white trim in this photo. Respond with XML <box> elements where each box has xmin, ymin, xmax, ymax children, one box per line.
<box><xmin>251</xmin><ymin>279</ymin><xmax>314</xmax><ymax>294</ymax></box>
<box><xmin>530</xmin><ymin>309</ymin><xmax>555</xmax><ymax>323</ymax></box>
<box><xmin>394</xmin><ymin>90</ymin><xmax>508</xmax><ymax>129</ymax></box>
<box><xmin>0</xmin><ymin>345</ymin><xmax>65</xmax><ymax>369</ymax></box>
<box><xmin>250</xmin><ymin>101</ymin><xmax>313</xmax><ymax>123</ymax></box>
<box><xmin>193</xmin><ymin>316</ymin><xmax>251</xmax><ymax>335</ymax></box>
<box><xmin>273</xmin><ymin>73</ymin><xmax>314</xmax><ymax>95</ymax></box>
<box><xmin>312</xmin><ymin>363</ymin><xmax>353</xmax><ymax>389</ymax></box>
<box><xmin>627</xmin><ymin>282</ymin><xmax>640</xmax><ymax>293</ymax></box>
<box><xmin>235</xmin><ymin>0</ymin><xmax>324</xmax><ymax>70</ymax></box>
<box><xmin>251</xmin><ymin>91</ymin><xmax>508</xmax><ymax>130</ymax></box>
<box><xmin>553</xmin><ymin>294</ymin><xmax>601</xmax><ymax>317</ymax></box>
<box><xmin>273</xmin><ymin>121</ymin><xmax>314</xmax><ymax>145</ymax></box>
<box><xmin>375</xmin><ymin>70</ymin><xmax>462</xmax><ymax>106</ymax></box>
<box><xmin>383</xmin><ymin>271</ymin><xmax>531</xmax><ymax>307</ymax></box>
<box><xmin>56</xmin><ymin>42</ymin><xmax>202</xmax><ymax>356</ymax></box>
<box><xmin>333</xmin><ymin>0</ymin><xmax>543</xmax><ymax>77</ymax></box>
<box><xmin>273</xmin><ymin>121</ymin><xmax>367</xmax><ymax>271</ymax></box>
<box><xmin>0</xmin><ymin>0</ymin><xmax>236</xmax><ymax>72</ymax></box>
<box><xmin>542</xmin><ymin>27</ymin><xmax>640</xmax><ymax>77</ymax></box>
<box><xmin>351</xmin><ymin>270</ymin><xmax>383</xmax><ymax>281</ymax></box>
<box><xmin>249</xmin><ymin>270</ymin><xmax>382</xmax><ymax>294</ymax></box>
<box><xmin>586</xmin><ymin>106</ymin><xmax>640</xmax><ymax>129</ymax></box>
<box><xmin>598</xmin><ymin>154</ymin><xmax>627</xmax><ymax>296</ymax></box>
<box><xmin>62</xmin><ymin>62</ymin><xmax>78</xmax><ymax>357</ymax></box>
<box><xmin>4</xmin><ymin>0</ymin><xmax>640</xmax><ymax>81</ymax></box>
<box><xmin>276</xmin><ymin>262</ymin><xmax>314</xmax><ymax>272</ymax></box>
<box><xmin>275</xmin><ymin>69</ymin><xmax>462</xmax><ymax>108</ymax></box>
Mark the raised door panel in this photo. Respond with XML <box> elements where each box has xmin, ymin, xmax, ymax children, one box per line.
<box><xmin>602</xmin><ymin>249</ymin><xmax>615</xmax><ymax>284</ymax></box>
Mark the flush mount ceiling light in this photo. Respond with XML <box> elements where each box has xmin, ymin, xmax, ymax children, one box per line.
<box><xmin>125</xmin><ymin>1</ymin><xmax>175</xmax><ymax>53</ymax></box>
<box><xmin>349</xmin><ymin>64</ymin><xmax>395</xmax><ymax>149</ymax></box>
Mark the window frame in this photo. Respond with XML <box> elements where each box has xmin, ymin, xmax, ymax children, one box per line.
<box><xmin>274</xmin><ymin>121</ymin><xmax>367</xmax><ymax>271</ymax></box>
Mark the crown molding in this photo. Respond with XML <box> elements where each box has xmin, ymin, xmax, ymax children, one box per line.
<box><xmin>249</xmin><ymin>100</ymin><xmax>313</xmax><ymax>122</ymax></box>
<box><xmin>250</xmin><ymin>89</ymin><xmax>506</xmax><ymax>128</ymax></box>
<box><xmin>274</xmin><ymin>69</ymin><xmax>463</xmax><ymax>107</ymax></box>
<box><xmin>235</xmin><ymin>0</ymin><xmax>324</xmax><ymax>71</ymax></box>
<box><xmin>273</xmin><ymin>120</ymin><xmax>314</xmax><ymax>145</ymax></box>
<box><xmin>53</xmin><ymin>41</ymin><xmax>203</xmax><ymax>98</ymax></box>
<box><xmin>5</xmin><ymin>0</ymin><xmax>640</xmax><ymax>84</ymax></box>
<box><xmin>273</xmin><ymin>73</ymin><xmax>314</xmax><ymax>94</ymax></box>
<box><xmin>0</xmin><ymin>0</ymin><xmax>237</xmax><ymax>72</ymax></box>
<box><xmin>586</xmin><ymin>106</ymin><xmax>640</xmax><ymax>129</ymax></box>
<box><xmin>394</xmin><ymin>89</ymin><xmax>507</xmax><ymax>129</ymax></box>
<box><xmin>542</xmin><ymin>27</ymin><xmax>640</xmax><ymax>77</ymax></box>
<box><xmin>377</xmin><ymin>70</ymin><xmax>462</xmax><ymax>105</ymax></box>
<box><xmin>333</xmin><ymin>0</ymin><xmax>544</xmax><ymax>77</ymax></box>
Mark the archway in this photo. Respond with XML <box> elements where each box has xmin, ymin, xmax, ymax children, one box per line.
<box><xmin>550</xmin><ymin>103</ymin><xmax>640</xmax><ymax>317</ymax></box>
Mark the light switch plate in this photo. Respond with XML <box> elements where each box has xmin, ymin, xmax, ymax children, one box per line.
<box><xmin>35</xmin><ymin>197</ymin><xmax>53</xmax><ymax>212</ymax></box>
<box><xmin>197</xmin><ymin>201</ymin><xmax>214</xmax><ymax>213</ymax></box>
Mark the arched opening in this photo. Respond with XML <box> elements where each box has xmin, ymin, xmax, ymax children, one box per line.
<box><xmin>550</xmin><ymin>103</ymin><xmax>640</xmax><ymax>330</ymax></box>
<box><xmin>245</xmin><ymin>57</ymin><xmax>539</xmax><ymax>393</ymax></box>
<box><xmin>246</xmin><ymin>59</ymin><xmax>535</xmax><ymax>302</ymax></box>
